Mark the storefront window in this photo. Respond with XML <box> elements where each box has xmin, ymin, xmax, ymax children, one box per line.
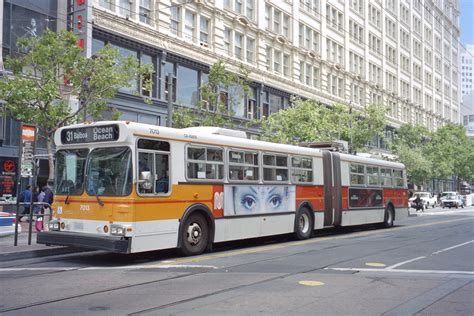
<box><xmin>176</xmin><ymin>65</ymin><xmax>198</xmax><ymax>107</ymax></box>
<box><xmin>229</xmin><ymin>85</ymin><xmax>245</xmax><ymax>118</ymax></box>
<box><xmin>141</xmin><ymin>54</ymin><xmax>155</xmax><ymax>97</ymax></box>
<box><xmin>112</xmin><ymin>44</ymin><xmax>139</xmax><ymax>93</ymax></box>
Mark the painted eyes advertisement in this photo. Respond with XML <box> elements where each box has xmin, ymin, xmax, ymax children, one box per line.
<box><xmin>224</xmin><ymin>185</ymin><xmax>296</xmax><ymax>216</ymax></box>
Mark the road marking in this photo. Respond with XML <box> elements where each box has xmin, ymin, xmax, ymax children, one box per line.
<box><xmin>383</xmin><ymin>240</ymin><xmax>474</xmax><ymax>270</ymax></box>
<box><xmin>386</xmin><ymin>256</ymin><xmax>426</xmax><ymax>269</ymax></box>
<box><xmin>431</xmin><ymin>240</ymin><xmax>474</xmax><ymax>255</ymax></box>
<box><xmin>326</xmin><ymin>267</ymin><xmax>474</xmax><ymax>275</ymax></box>
<box><xmin>299</xmin><ymin>280</ymin><xmax>325</xmax><ymax>286</ymax></box>
<box><xmin>1</xmin><ymin>217</ymin><xmax>471</xmax><ymax>272</ymax></box>
<box><xmin>365</xmin><ymin>262</ymin><xmax>386</xmax><ymax>267</ymax></box>
<box><xmin>159</xmin><ymin>217</ymin><xmax>472</xmax><ymax>267</ymax></box>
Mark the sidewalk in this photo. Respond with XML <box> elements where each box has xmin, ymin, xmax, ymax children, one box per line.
<box><xmin>0</xmin><ymin>222</ymin><xmax>83</xmax><ymax>262</ymax></box>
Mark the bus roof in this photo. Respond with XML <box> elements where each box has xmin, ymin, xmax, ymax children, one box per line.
<box><xmin>55</xmin><ymin>121</ymin><xmax>405</xmax><ymax>169</ymax></box>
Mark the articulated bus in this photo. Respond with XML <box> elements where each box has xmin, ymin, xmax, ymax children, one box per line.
<box><xmin>38</xmin><ymin>121</ymin><xmax>408</xmax><ymax>256</ymax></box>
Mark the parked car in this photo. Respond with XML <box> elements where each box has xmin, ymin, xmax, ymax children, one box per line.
<box><xmin>409</xmin><ymin>192</ymin><xmax>437</xmax><ymax>209</ymax></box>
<box><xmin>441</xmin><ymin>194</ymin><xmax>464</xmax><ymax>209</ymax></box>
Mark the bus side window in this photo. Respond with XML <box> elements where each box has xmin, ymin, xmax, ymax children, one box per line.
<box><xmin>138</xmin><ymin>152</ymin><xmax>154</xmax><ymax>194</ymax></box>
<box><xmin>155</xmin><ymin>154</ymin><xmax>169</xmax><ymax>194</ymax></box>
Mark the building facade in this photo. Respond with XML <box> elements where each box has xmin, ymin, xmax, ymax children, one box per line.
<box><xmin>81</xmin><ymin>0</ymin><xmax>461</xmax><ymax>131</ymax></box>
<box><xmin>0</xmin><ymin>0</ymin><xmax>463</xmax><ymax>198</ymax></box>
<box><xmin>0</xmin><ymin>0</ymin><xmax>67</xmax><ymax>199</ymax></box>
<box><xmin>460</xmin><ymin>44</ymin><xmax>474</xmax><ymax>96</ymax></box>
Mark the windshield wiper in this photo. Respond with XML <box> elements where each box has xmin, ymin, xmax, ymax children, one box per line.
<box><xmin>89</xmin><ymin>186</ymin><xmax>104</xmax><ymax>206</ymax></box>
<box><xmin>94</xmin><ymin>191</ymin><xmax>104</xmax><ymax>206</ymax></box>
<box><xmin>65</xmin><ymin>186</ymin><xmax>71</xmax><ymax>205</ymax></box>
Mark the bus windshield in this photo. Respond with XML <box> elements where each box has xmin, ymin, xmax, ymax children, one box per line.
<box><xmin>86</xmin><ymin>147</ymin><xmax>132</xmax><ymax>196</ymax></box>
<box><xmin>56</xmin><ymin>149</ymin><xmax>89</xmax><ymax>195</ymax></box>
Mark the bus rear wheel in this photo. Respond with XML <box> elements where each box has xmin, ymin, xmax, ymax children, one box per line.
<box><xmin>294</xmin><ymin>208</ymin><xmax>313</xmax><ymax>240</ymax></box>
<box><xmin>180</xmin><ymin>213</ymin><xmax>209</xmax><ymax>256</ymax></box>
<box><xmin>383</xmin><ymin>206</ymin><xmax>394</xmax><ymax>228</ymax></box>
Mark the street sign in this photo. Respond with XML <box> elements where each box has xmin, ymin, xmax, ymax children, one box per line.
<box><xmin>20</xmin><ymin>124</ymin><xmax>36</xmax><ymax>177</ymax></box>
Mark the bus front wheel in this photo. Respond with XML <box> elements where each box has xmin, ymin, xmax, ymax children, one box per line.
<box><xmin>180</xmin><ymin>213</ymin><xmax>209</xmax><ymax>256</ymax></box>
<box><xmin>294</xmin><ymin>208</ymin><xmax>313</xmax><ymax>240</ymax></box>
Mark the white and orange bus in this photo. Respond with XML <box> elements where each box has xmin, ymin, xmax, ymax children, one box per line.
<box><xmin>38</xmin><ymin>121</ymin><xmax>408</xmax><ymax>256</ymax></box>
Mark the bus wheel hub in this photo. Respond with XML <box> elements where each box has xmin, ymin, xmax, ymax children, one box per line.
<box><xmin>187</xmin><ymin>223</ymin><xmax>201</xmax><ymax>245</ymax></box>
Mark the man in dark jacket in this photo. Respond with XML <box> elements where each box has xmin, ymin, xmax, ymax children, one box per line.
<box><xmin>43</xmin><ymin>180</ymin><xmax>54</xmax><ymax>207</ymax></box>
<box><xmin>19</xmin><ymin>185</ymin><xmax>32</xmax><ymax>221</ymax></box>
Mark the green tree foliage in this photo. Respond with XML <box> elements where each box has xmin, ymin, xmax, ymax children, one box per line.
<box><xmin>0</xmin><ymin>30</ymin><xmax>151</xmax><ymax>180</ymax></box>
<box><xmin>351</xmin><ymin>103</ymin><xmax>388</xmax><ymax>152</ymax></box>
<box><xmin>391</xmin><ymin>124</ymin><xmax>432</xmax><ymax>186</ymax></box>
<box><xmin>172</xmin><ymin>61</ymin><xmax>249</xmax><ymax>128</ymax></box>
<box><xmin>425</xmin><ymin>124</ymin><xmax>474</xmax><ymax>183</ymax></box>
<box><xmin>261</xmin><ymin>98</ymin><xmax>387</xmax><ymax>152</ymax></box>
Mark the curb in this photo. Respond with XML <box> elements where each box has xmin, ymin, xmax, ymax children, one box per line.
<box><xmin>0</xmin><ymin>246</ymin><xmax>89</xmax><ymax>262</ymax></box>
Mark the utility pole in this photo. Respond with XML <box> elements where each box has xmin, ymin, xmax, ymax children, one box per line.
<box><xmin>167</xmin><ymin>73</ymin><xmax>174</xmax><ymax>127</ymax></box>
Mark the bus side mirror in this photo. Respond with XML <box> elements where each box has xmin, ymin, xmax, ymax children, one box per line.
<box><xmin>139</xmin><ymin>171</ymin><xmax>152</xmax><ymax>190</ymax></box>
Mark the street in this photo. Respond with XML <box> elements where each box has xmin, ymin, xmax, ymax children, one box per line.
<box><xmin>0</xmin><ymin>206</ymin><xmax>473</xmax><ymax>315</ymax></box>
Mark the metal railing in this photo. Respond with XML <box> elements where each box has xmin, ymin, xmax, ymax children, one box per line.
<box><xmin>5</xmin><ymin>201</ymin><xmax>54</xmax><ymax>246</ymax></box>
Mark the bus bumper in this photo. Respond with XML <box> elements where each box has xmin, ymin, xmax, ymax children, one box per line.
<box><xmin>37</xmin><ymin>231</ymin><xmax>131</xmax><ymax>253</ymax></box>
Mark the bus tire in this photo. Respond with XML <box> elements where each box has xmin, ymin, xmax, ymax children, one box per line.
<box><xmin>179</xmin><ymin>213</ymin><xmax>209</xmax><ymax>256</ymax></box>
<box><xmin>294</xmin><ymin>208</ymin><xmax>313</xmax><ymax>240</ymax></box>
<box><xmin>383</xmin><ymin>205</ymin><xmax>394</xmax><ymax>228</ymax></box>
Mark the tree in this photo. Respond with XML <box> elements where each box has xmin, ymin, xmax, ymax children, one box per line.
<box><xmin>425</xmin><ymin>124</ymin><xmax>474</xmax><ymax>185</ymax></box>
<box><xmin>261</xmin><ymin>98</ymin><xmax>387</xmax><ymax>152</ymax></box>
<box><xmin>391</xmin><ymin>124</ymin><xmax>432</xmax><ymax>186</ymax></box>
<box><xmin>0</xmin><ymin>30</ymin><xmax>151</xmax><ymax>181</ymax></box>
<box><xmin>172</xmin><ymin>60</ymin><xmax>250</xmax><ymax>128</ymax></box>
<box><xmin>260</xmin><ymin>98</ymin><xmax>348</xmax><ymax>144</ymax></box>
<box><xmin>350</xmin><ymin>103</ymin><xmax>388</xmax><ymax>152</ymax></box>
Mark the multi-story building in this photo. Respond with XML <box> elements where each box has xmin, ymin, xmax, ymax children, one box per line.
<box><xmin>0</xmin><ymin>0</ymin><xmax>66</xmax><ymax>200</ymax></box>
<box><xmin>460</xmin><ymin>44</ymin><xmax>474</xmax><ymax>96</ymax></box>
<box><xmin>77</xmin><ymin>0</ymin><xmax>460</xmax><ymax>132</ymax></box>
<box><xmin>0</xmin><ymin>0</ymin><xmax>463</xmax><ymax>198</ymax></box>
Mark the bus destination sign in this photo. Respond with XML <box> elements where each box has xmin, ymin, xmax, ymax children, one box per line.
<box><xmin>61</xmin><ymin>125</ymin><xmax>119</xmax><ymax>144</ymax></box>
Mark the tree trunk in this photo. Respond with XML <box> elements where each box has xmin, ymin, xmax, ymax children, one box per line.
<box><xmin>47</xmin><ymin>135</ymin><xmax>55</xmax><ymax>182</ymax></box>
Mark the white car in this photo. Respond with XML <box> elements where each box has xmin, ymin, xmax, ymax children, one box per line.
<box><xmin>409</xmin><ymin>192</ymin><xmax>437</xmax><ymax>209</ymax></box>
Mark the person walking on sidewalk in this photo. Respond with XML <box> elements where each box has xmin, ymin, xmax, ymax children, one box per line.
<box><xmin>42</xmin><ymin>180</ymin><xmax>54</xmax><ymax>231</ymax></box>
<box><xmin>19</xmin><ymin>185</ymin><xmax>32</xmax><ymax>222</ymax></box>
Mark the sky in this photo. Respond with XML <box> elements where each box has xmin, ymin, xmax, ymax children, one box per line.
<box><xmin>460</xmin><ymin>0</ymin><xmax>474</xmax><ymax>44</ymax></box>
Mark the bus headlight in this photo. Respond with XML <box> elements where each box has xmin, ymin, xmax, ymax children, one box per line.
<box><xmin>48</xmin><ymin>220</ymin><xmax>60</xmax><ymax>231</ymax></box>
<box><xmin>110</xmin><ymin>224</ymin><xmax>126</xmax><ymax>236</ymax></box>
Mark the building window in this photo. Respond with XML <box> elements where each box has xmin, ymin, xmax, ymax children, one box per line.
<box><xmin>326</xmin><ymin>4</ymin><xmax>343</xmax><ymax>33</ymax></box>
<box><xmin>235</xmin><ymin>32</ymin><xmax>243</xmax><ymax>60</ymax></box>
<box><xmin>176</xmin><ymin>66</ymin><xmax>199</xmax><ymax>107</ymax></box>
<box><xmin>326</xmin><ymin>38</ymin><xmax>344</xmax><ymax>66</ymax></box>
<box><xmin>99</xmin><ymin>0</ymin><xmax>113</xmax><ymax>10</ymax></box>
<box><xmin>119</xmin><ymin>0</ymin><xmax>132</xmax><ymax>17</ymax></box>
<box><xmin>184</xmin><ymin>10</ymin><xmax>196</xmax><ymax>42</ymax></box>
<box><xmin>368</xmin><ymin>4</ymin><xmax>381</xmax><ymax>28</ymax></box>
<box><xmin>170</xmin><ymin>7</ymin><xmax>180</xmax><ymax>35</ymax></box>
<box><xmin>246</xmin><ymin>38</ymin><xmax>255</xmax><ymax>63</ymax></box>
<box><xmin>139</xmin><ymin>0</ymin><xmax>151</xmax><ymax>24</ymax></box>
<box><xmin>200</xmin><ymin>17</ymin><xmax>209</xmax><ymax>45</ymax></box>
<box><xmin>300</xmin><ymin>0</ymin><xmax>320</xmax><ymax>15</ymax></box>
<box><xmin>350</xmin><ymin>0</ymin><xmax>364</xmax><ymax>15</ymax></box>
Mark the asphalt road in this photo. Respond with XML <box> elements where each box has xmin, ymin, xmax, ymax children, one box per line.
<box><xmin>0</xmin><ymin>206</ymin><xmax>473</xmax><ymax>315</ymax></box>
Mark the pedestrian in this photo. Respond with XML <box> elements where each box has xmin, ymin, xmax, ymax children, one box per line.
<box><xmin>19</xmin><ymin>185</ymin><xmax>32</xmax><ymax>221</ymax></box>
<box><xmin>33</xmin><ymin>186</ymin><xmax>45</xmax><ymax>214</ymax></box>
<box><xmin>43</xmin><ymin>180</ymin><xmax>54</xmax><ymax>208</ymax></box>
<box><xmin>42</xmin><ymin>180</ymin><xmax>54</xmax><ymax>231</ymax></box>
